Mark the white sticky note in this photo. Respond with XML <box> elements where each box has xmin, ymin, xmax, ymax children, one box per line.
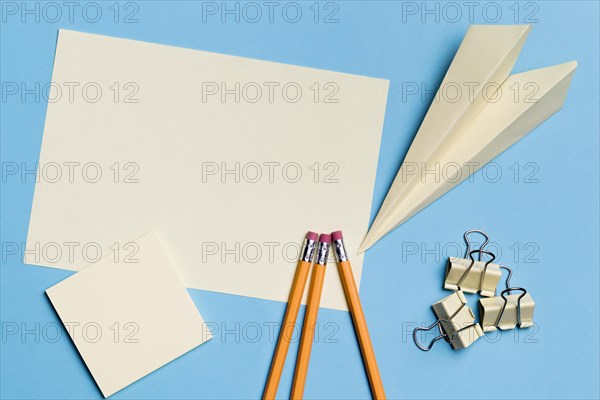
<box><xmin>27</xmin><ymin>29</ymin><xmax>389</xmax><ymax>310</ymax></box>
<box><xmin>46</xmin><ymin>231</ymin><xmax>212</xmax><ymax>398</ymax></box>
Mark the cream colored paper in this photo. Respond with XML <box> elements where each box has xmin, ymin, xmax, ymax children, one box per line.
<box><xmin>360</xmin><ymin>26</ymin><xmax>576</xmax><ymax>251</ymax></box>
<box><xmin>27</xmin><ymin>30</ymin><xmax>389</xmax><ymax>310</ymax></box>
<box><xmin>364</xmin><ymin>25</ymin><xmax>530</xmax><ymax>249</ymax></box>
<box><xmin>46</xmin><ymin>231</ymin><xmax>212</xmax><ymax>398</ymax></box>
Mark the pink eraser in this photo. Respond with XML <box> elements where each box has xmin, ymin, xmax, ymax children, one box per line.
<box><xmin>319</xmin><ymin>234</ymin><xmax>331</xmax><ymax>243</ymax></box>
<box><xmin>306</xmin><ymin>231</ymin><xmax>318</xmax><ymax>241</ymax></box>
<box><xmin>331</xmin><ymin>231</ymin><xmax>343</xmax><ymax>241</ymax></box>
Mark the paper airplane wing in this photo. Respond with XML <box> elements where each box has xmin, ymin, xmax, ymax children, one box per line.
<box><xmin>366</xmin><ymin>25</ymin><xmax>531</xmax><ymax>242</ymax></box>
<box><xmin>360</xmin><ymin>61</ymin><xmax>577</xmax><ymax>252</ymax></box>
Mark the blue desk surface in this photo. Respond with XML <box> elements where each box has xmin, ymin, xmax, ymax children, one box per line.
<box><xmin>1</xmin><ymin>1</ymin><xmax>598</xmax><ymax>399</ymax></box>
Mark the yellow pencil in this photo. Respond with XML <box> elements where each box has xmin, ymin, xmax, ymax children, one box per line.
<box><xmin>290</xmin><ymin>234</ymin><xmax>330</xmax><ymax>399</ymax></box>
<box><xmin>263</xmin><ymin>232</ymin><xmax>317</xmax><ymax>400</ymax></box>
<box><xmin>332</xmin><ymin>230</ymin><xmax>386</xmax><ymax>399</ymax></box>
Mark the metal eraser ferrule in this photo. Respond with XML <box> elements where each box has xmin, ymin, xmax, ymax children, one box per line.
<box><xmin>300</xmin><ymin>239</ymin><xmax>317</xmax><ymax>263</ymax></box>
<box><xmin>332</xmin><ymin>239</ymin><xmax>348</xmax><ymax>262</ymax></box>
<box><xmin>316</xmin><ymin>241</ymin><xmax>330</xmax><ymax>265</ymax></box>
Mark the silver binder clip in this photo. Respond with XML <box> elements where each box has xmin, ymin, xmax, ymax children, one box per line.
<box><xmin>413</xmin><ymin>291</ymin><xmax>484</xmax><ymax>351</ymax></box>
<box><xmin>479</xmin><ymin>265</ymin><xmax>535</xmax><ymax>332</ymax></box>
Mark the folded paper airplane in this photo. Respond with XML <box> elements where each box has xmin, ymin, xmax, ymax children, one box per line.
<box><xmin>360</xmin><ymin>25</ymin><xmax>576</xmax><ymax>252</ymax></box>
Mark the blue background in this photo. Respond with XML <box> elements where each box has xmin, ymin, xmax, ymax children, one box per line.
<box><xmin>1</xmin><ymin>1</ymin><xmax>598</xmax><ymax>399</ymax></box>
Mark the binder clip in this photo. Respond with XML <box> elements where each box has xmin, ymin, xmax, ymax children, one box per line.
<box><xmin>479</xmin><ymin>265</ymin><xmax>535</xmax><ymax>332</ymax></box>
<box><xmin>413</xmin><ymin>291</ymin><xmax>484</xmax><ymax>351</ymax></box>
<box><xmin>444</xmin><ymin>230</ymin><xmax>502</xmax><ymax>296</ymax></box>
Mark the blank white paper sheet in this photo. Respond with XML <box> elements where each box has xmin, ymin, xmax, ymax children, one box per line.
<box><xmin>27</xmin><ymin>30</ymin><xmax>389</xmax><ymax>310</ymax></box>
<box><xmin>46</xmin><ymin>231</ymin><xmax>212</xmax><ymax>397</ymax></box>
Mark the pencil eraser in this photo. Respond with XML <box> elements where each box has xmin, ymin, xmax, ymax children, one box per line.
<box><xmin>306</xmin><ymin>231</ymin><xmax>318</xmax><ymax>241</ymax></box>
<box><xmin>319</xmin><ymin>234</ymin><xmax>331</xmax><ymax>243</ymax></box>
<box><xmin>331</xmin><ymin>231</ymin><xmax>343</xmax><ymax>241</ymax></box>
